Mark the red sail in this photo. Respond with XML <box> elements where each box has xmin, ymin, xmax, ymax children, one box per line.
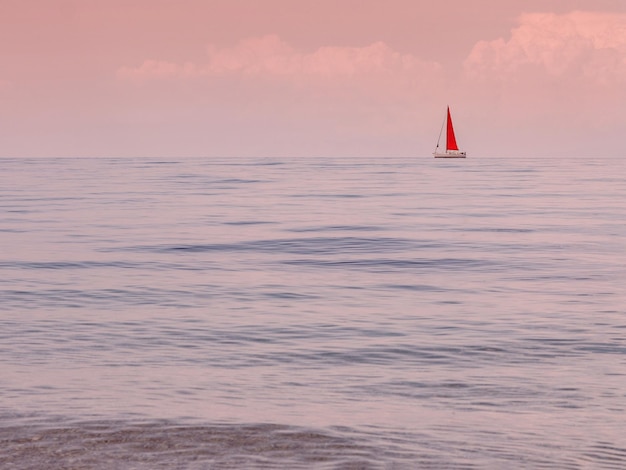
<box><xmin>446</xmin><ymin>107</ymin><xmax>459</xmax><ymax>151</ymax></box>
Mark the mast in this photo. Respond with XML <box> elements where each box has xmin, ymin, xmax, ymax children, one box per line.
<box><xmin>435</xmin><ymin>110</ymin><xmax>446</xmax><ymax>152</ymax></box>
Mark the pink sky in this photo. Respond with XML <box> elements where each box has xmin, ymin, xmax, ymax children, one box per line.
<box><xmin>1</xmin><ymin>0</ymin><xmax>625</xmax><ymax>157</ymax></box>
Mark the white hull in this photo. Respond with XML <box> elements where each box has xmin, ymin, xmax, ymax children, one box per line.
<box><xmin>433</xmin><ymin>150</ymin><xmax>466</xmax><ymax>158</ymax></box>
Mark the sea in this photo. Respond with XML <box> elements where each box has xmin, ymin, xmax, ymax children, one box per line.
<box><xmin>0</xmin><ymin>156</ymin><xmax>624</xmax><ymax>469</ymax></box>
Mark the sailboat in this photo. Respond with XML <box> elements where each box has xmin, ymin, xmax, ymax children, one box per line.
<box><xmin>433</xmin><ymin>106</ymin><xmax>466</xmax><ymax>158</ymax></box>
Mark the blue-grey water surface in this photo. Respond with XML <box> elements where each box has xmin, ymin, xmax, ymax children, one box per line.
<box><xmin>1</xmin><ymin>156</ymin><xmax>625</xmax><ymax>469</ymax></box>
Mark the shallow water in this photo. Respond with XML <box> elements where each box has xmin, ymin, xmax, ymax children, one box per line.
<box><xmin>1</xmin><ymin>156</ymin><xmax>625</xmax><ymax>468</ymax></box>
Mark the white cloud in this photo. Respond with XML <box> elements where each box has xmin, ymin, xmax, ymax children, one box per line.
<box><xmin>117</xmin><ymin>34</ymin><xmax>442</xmax><ymax>88</ymax></box>
<box><xmin>464</xmin><ymin>11</ymin><xmax>626</xmax><ymax>84</ymax></box>
<box><xmin>203</xmin><ymin>35</ymin><xmax>437</xmax><ymax>79</ymax></box>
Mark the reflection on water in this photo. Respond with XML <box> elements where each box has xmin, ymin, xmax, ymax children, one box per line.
<box><xmin>1</xmin><ymin>421</ymin><xmax>387</xmax><ymax>470</ymax></box>
<box><xmin>3</xmin><ymin>419</ymin><xmax>626</xmax><ymax>469</ymax></box>
<box><xmin>1</xmin><ymin>156</ymin><xmax>625</xmax><ymax>468</ymax></box>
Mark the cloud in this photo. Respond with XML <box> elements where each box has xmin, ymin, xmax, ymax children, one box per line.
<box><xmin>464</xmin><ymin>11</ymin><xmax>626</xmax><ymax>85</ymax></box>
<box><xmin>117</xmin><ymin>34</ymin><xmax>442</xmax><ymax>88</ymax></box>
<box><xmin>203</xmin><ymin>35</ymin><xmax>437</xmax><ymax>80</ymax></box>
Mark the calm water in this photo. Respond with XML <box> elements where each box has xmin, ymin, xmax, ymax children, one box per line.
<box><xmin>1</xmin><ymin>156</ymin><xmax>625</xmax><ymax>469</ymax></box>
